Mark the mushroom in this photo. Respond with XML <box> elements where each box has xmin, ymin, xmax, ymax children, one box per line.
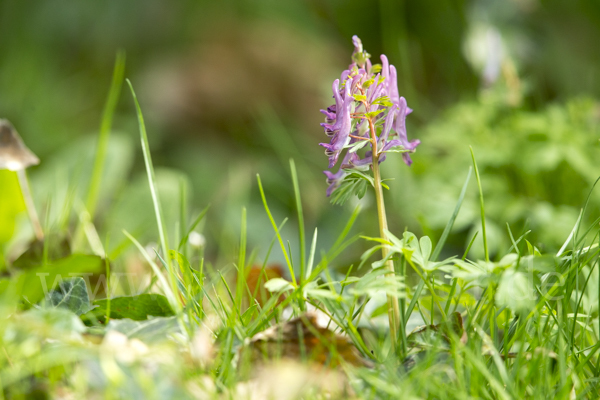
<box><xmin>0</xmin><ymin>119</ymin><xmax>43</xmax><ymax>240</ymax></box>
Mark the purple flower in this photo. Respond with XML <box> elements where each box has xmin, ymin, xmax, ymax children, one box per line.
<box><xmin>319</xmin><ymin>76</ymin><xmax>353</xmax><ymax>168</ymax></box>
<box><xmin>323</xmin><ymin>169</ymin><xmax>346</xmax><ymax>197</ymax></box>
<box><xmin>320</xmin><ymin>36</ymin><xmax>420</xmax><ymax>196</ymax></box>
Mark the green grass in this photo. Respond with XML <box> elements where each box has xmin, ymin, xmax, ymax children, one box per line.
<box><xmin>1</xmin><ymin>81</ymin><xmax>600</xmax><ymax>400</ymax></box>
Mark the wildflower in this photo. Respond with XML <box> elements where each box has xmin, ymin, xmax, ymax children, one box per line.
<box><xmin>319</xmin><ymin>36</ymin><xmax>420</xmax><ymax>197</ymax></box>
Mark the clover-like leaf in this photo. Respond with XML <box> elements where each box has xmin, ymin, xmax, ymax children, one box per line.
<box><xmin>348</xmin><ymin>268</ymin><xmax>405</xmax><ymax>299</ymax></box>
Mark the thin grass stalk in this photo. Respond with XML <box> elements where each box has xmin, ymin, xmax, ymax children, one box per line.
<box><xmin>289</xmin><ymin>159</ymin><xmax>306</xmax><ymax>281</ymax></box>
<box><xmin>256</xmin><ymin>174</ymin><xmax>297</xmax><ymax>287</ymax></box>
<box><xmin>85</xmin><ymin>51</ymin><xmax>126</xmax><ymax>219</ymax></box>
<box><xmin>470</xmin><ymin>147</ymin><xmax>489</xmax><ymax>262</ymax></box>
<box><xmin>126</xmin><ymin>81</ymin><xmax>184</xmax><ymax>325</ymax></box>
<box><xmin>236</xmin><ymin>207</ymin><xmax>247</xmax><ymax>312</ymax></box>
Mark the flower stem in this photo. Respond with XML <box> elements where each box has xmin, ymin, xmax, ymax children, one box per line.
<box><xmin>368</xmin><ymin>118</ymin><xmax>401</xmax><ymax>353</ymax></box>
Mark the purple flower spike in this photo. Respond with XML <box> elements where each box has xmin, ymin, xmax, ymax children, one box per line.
<box><xmin>319</xmin><ymin>36</ymin><xmax>420</xmax><ymax>197</ymax></box>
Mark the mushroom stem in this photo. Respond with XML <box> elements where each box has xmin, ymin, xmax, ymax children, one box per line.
<box><xmin>16</xmin><ymin>169</ymin><xmax>44</xmax><ymax>241</ymax></box>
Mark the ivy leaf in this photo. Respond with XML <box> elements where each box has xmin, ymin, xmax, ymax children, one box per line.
<box><xmin>46</xmin><ymin>277</ymin><xmax>93</xmax><ymax>316</ymax></box>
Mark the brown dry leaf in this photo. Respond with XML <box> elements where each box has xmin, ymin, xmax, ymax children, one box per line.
<box><xmin>243</xmin><ymin>312</ymin><xmax>373</xmax><ymax>368</ymax></box>
<box><xmin>242</xmin><ymin>264</ymin><xmax>286</xmax><ymax>308</ymax></box>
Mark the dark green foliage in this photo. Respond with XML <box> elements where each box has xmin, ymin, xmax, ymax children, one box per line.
<box><xmin>406</xmin><ymin>97</ymin><xmax>600</xmax><ymax>256</ymax></box>
<box><xmin>11</xmin><ymin>235</ymin><xmax>70</xmax><ymax>271</ymax></box>
<box><xmin>0</xmin><ymin>254</ymin><xmax>103</xmax><ymax>306</ymax></box>
<box><xmin>46</xmin><ymin>277</ymin><xmax>92</xmax><ymax>316</ymax></box>
<box><xmin>89</xmin><ymin>294</ymin><xmax>175</xmax><ymax>322</ymax></box>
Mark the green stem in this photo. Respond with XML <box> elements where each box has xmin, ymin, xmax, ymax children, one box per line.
<box><xmin>369</xmin><ymin>119</ymin><xmax>400</xmax><ymax>353</ymax></box>
<box><xmin>17</xmin><ymin>169</ymin><xmax>43</xmax><ymax>241</ymax></box>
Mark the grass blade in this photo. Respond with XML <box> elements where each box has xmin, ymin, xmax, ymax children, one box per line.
<box><xmin>178</xmin><ymin>204</ymin><xmax>211</xmax><ymax>251</ymax></box>
<box><xmin>290</xmin><ymin>159</ymin><xmax>306</xmax><ymax>280</ymax></box>
<box><xmin>431</xmin><ymin>166</ymin><xmax>472</xmax><ymax>261</ymax></box>
<box><xmin>236</xmin><ymin>207</ymin><xmax>247</xmax><ymax>312</ymax></box>
<box><xmin>127</xmin><ymin>80</ymin><xmax>170</xmax><ymax>262</ymax></box>
<box><xmin>123</xmin><ymin>230</ymin><xmax>178</xmax><ymax>311</ymax></box>
<box><xmin>306</xmin><ymin>227</ymin><xmax>318</xmax><ymax>280</ymax></box>
<box><xmin>127</xmin><ymin>80</ymin><xmax>180</xmax><ymax>319</ymax></box>
<box><xmin>86</xmin><ymin>51</ymin><xmax>126</xmax><ymax>219</ymax></box>
<box><xmin>256</xmin><ymin>174</ymin><xmax>297</xmax><ymax>286</ymax></box>
<box><xmin>470</xmin><ymin>147</ymin><xmax>489</xmax><ymax>262</ymax></box>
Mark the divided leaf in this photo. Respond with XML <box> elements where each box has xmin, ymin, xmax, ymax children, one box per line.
<box><xmin>330</xmin><ymin>171</ymin><xmax>374</xmax><ymax>206</ymax></box>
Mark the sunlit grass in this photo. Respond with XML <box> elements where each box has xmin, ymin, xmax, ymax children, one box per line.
<box><xmin>1</xmin><ymin>76</ymin><xmax>600</xmax><ymax>400</ymax></box>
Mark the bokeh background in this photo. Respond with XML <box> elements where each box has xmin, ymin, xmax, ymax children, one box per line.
<box><xmin>1</xmin><ymin>0</ymin><xmax>600</xmax><ymax>273</ymax></box>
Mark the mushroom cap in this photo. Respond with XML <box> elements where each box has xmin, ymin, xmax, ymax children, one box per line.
<box><xmin>0</xmin><ymin>119</ymin><xmax>40</xmax><ymax>171</ymax></box>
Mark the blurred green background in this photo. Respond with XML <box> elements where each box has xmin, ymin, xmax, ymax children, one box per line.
<box><xmin>1</xmin><ymin>0</ymin><xmax>599</xmax><ymax>272</ymax></box>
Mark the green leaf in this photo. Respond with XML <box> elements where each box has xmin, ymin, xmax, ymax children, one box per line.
<box><xmin>12</xmin><ymin>235</ymin><xmax>71</xmax><ymax>271</ymax></box>
<box><xmin>46</xmin><ymin>277</ymin><xmax>92</xmax><ymax>316</ymax></box>
<box><xmin>419</xmin><ymin>236</ymin><xmax>433</xmax><ymax>265</ymax></box>
<box><xmin>347</xmin><ymin>140</ymin><xmax>369</xmax><ymax>153</ymax></box>
<box><xmin>496</xmin><ymin>270</ymin><xmax>535</xmax><ymax>314</ymax></box>
<box><xmin>330</xmin><ymin>170</ymin><xmax>375</xmax><ymax>206</ymax></box>
<box><xmin>380</xmin><ymin>148</ymin><xmax>411</xmax><ymax>154</ymax></box>
<box><xmin>353</xmin><ymin>94</ymin><xmax>367</xmax><ymax>102</ymax></box>
<box><xmin>106</xmin><ymin>317</ymin><xmax>180</xmax><ymax>343</ymax></box>
<box><xmin>264</xmin><ymin>278</ymin><xmax>294</xmax><ymax>293</ymax></box>
<box><xmin>88</xmin><ymin>293</ymin><xmax>175</xmax><ymax>322</ymax></box>
<box><xmin>366</xmin><ymin>110</ymin><xmax>384</xmax><ymax>119</ymax></box>
<box><xmin>25</xmin><ymin>307</ymin><xmax>87</xmax><ymax>337</ymax></box>
<box><xmin>372</xmin><ymin>95</ymin><xmax>392</xmax><ymax>107</ymax></box>
<box><xmin>349</xmin><ymin>268</ymin><xmax>405</xmax><ymax>298</ymax></box>
<box><xmin>362</xmin><ymin>78</ymin><xmax>375</xmax><ymax>88</ymax></box>
<box><xmin>3</xmin><ymin>254</ymin><xmax>104</xmax><ymax>306</ymax></box>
